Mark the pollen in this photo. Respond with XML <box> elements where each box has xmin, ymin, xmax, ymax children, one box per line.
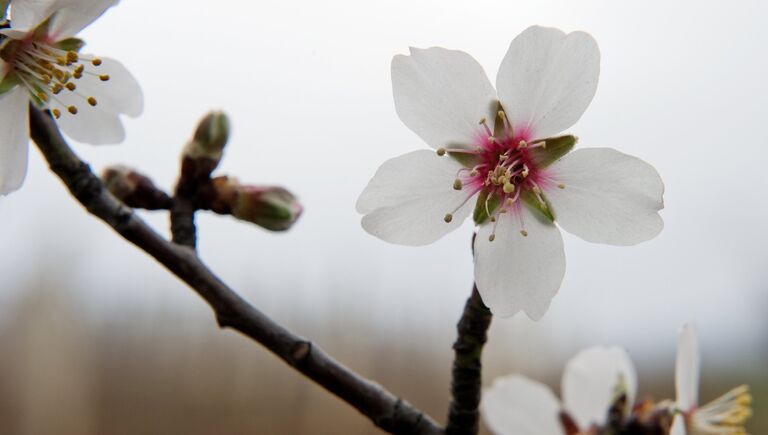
<box><xmin>99</xmin><ymin>74</ymin><xmax>110</xmax><ymax>81</ymax></box>
<box><xmin>88</xmin><ymin>97</ymin><xmax>98</xmax><ymax>106</ymax></box>
<box><xmin>65</xmin><ymin>82</ymin><xmax>77</xmax><ymax>91</ymax></box>
<box><xmin>453</xmin><ymin>179</ymin><xmax>463</xmax><ymax>190</ymax></box>
<box><xmin>52</xmin><ymin>108</ymin><xmax>61</xmax><ymax>119</ymax></box>
<box><xmin>92</xmin><ymin>58</ymin><xmax>103</xmax><ymax>66</ymax></box>
<box><xmin>444</xmin><ymin>213</ymin><xmax>453</xmax><ymax>223</ymax></box>
<box><xmin>66</xmin><ymin>51</ymin><xmax>79</xmax><ymax>63</ymax></box>
<box><xmin>503</xmin><ymin>182</ymin><xmax>515</xmax><ymax>194</ymax></box>
<box><xmin>437</xmin><ymin>148</ymin><xmax>446</xmax><ymax>156</ymax></box>
<box><xmin>68</xmin><ymin>105</ymin><xmax>78</xmax><ymax>115</ymax></box>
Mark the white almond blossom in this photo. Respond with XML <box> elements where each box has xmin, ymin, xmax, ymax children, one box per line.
<box><xmin>0</xmin><ymin>0</ymin><xmax>142</xmax><ymax>194</ymax></box>
<box><xmin>481</xmin><ymin>347</ymin><xmax>637</xmax><ymax>435</ymax></box>
<box><xmin>670</xmin><ymin>324</ymin><xmax>752</xmax><ymax>435</ymax></box>
<box><xmin>356</xmin><ymin>26</ymin><xmax>664</xmax><ymax>319</ymax></box>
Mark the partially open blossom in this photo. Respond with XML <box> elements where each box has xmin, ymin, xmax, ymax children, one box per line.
<box><xmin>670</xmin><ymin>324</ymin><xmax>752</xmax><ymax>435</ymax></box>
<box><xmin>183</xmin><ymin>111</ymin><xmax>231</xmax><ymax>165</ymax></box>
<box><xmin>0</xmin><ymin>0</ymin><xmax>142</xmax><ymax>195</ymax></box>
<box><xmin>357</xmin><ymin>26</ymin><xmax>664</xmax><ymax>319</ymax></box>
<box><xmin>481</xmin><ymin>347</ymin><xmax>637</xmax><ymax>435</ymax></box>
<box><xmin>211</xmin><ymin>176</ymin><xmax>302</xmax><ymax>232</ymax></box>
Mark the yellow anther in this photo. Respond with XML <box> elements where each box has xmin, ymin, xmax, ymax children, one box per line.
<box><xmin>518</xmin><ymin>140</ymin><xmax>528</xmax><ymax>148</ymax></box>
<box><xmin>92</xmin><ymin>58</ymin><xmax>103</xmax><ymax>66</ymax></box>
<box><xmin>520</xmin><ymin>230</ymin><xmax>528</xmax><ymax>237</ymax></box>
<box><xmin>558</xmin><ymin>183</ymin><xmax>566</xmax><ymax>189</ymax></box>
<box><xmin>52</xmin><ymin>84</ymin><xmax>63</xmax><ymax>95</ymax></box>
<box><xmin>490</xmin><ymin>216</ymin><xmax>496</xmax><ymax>222</ymax></box>
<box><xmin>497</xmin><ymin>110</ymin><xmax>506</xmax><ymax>118</ymax></box>
<box><xmin>503</xmin><ymin>182</ymin><xmax>515</xmax><ymax>194</ymax></box>
<box><xmin>67</xmin><ymin>105</ymin><xmax>78</xmax><ymax>115</ymax></box>
<box><xmin>444</xmin><ymin>213</ymin><xmax>453</xmax><ymax>223</ymax></box>
<box><xmin>36</xmin><ymin>91</ymin><xmax>48</xmax><ymax>102</ymax></box>
<box><xmin>469</xmin><ymin>169</ymin><xmax>478</xmax><ymax>177</ymax></box>
<box><xmin>453</xmin><ymin>179</ymin><xmax>463</xmax><ymax>190</ymax></box>
<box><xmin>41</xmin><ymin>74</ymin><xmax>52</xmax><ymax>83</ymax></box>
<box><xmin>99</xmin><ymin>74</ymin><xmax>110</xmax><ymax>81</ymax></box>
<box><xmin>437</xmin><ymin>148</ymin><xmax>446</xmax><ymax>156</ymax></box>
<box><xmin>88</xmin><ymin>97</ymin><xmax>97</xmax><ymax>106</ymax></box>
<box><xmin>53</xmin><ymin>70</ymin><xmax>64</xmax><ymax>80</ymax></box>
<box><xmin>56</xmin><ymin>56</ymin><xmax>67</xmax><ymax>65</ymax></box>
<box><xmin>65</xmin><ymin>82</ymin><xmax>76</xmax><ymax>91</ymax></box>
<box><xmin>52</xmin><ymin>108</ymin><xmax>61</xmax><ymax>119</ymax></box>
<box><xmin>488</xmin><ymin>234</ymin><xmax>496</xmax><ymax>242</ymax></box>
<box><xmin>61</xmin><ymin>72</ymin><xmax>71</xmax><ymax>83</ymax></box>
<box><xmin>479</xmin><ymin>117</ymin><xmax>487</xmax><ymax>124</ymax></box>
<box><xmin>532</xmin><ymin>185</ymin><xmax>541</xmax><ymax>195</ymax></box>
<box><xmin>500</xmin><ymin>208</ymin><xmax>507</xmax><ymax>214</ymax></box>
<box><xmin>522</xmin><ymin>168</ymin><xmax>529</xmax><ymax>178</ymax></box>
<box><xmin>74</xmin><ymin>64</ymin><xmax>85</xmax><ymax>74</ymax></box>
<box><xmin>66</xmin><ymin>51</ymin><xmax>79</xmax><ymax>63</ymax></box>
<box><xmin>73</xmin><ymin>71</ymin><xmax>83</xmax><ymax>79</ymax></box>
<box><xmin>506</xmin><ymin>198</ymin><xmax>515</xmax><ymax>207</ymax></box>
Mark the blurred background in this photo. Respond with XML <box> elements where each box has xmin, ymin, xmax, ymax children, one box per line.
<box><xmin>0</xmin><ymin>0</ymin><xmax>766</xmax><ymax>433</ymax></box>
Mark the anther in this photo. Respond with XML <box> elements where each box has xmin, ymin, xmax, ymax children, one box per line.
<box><xmin>92</xmin><ymin>58</ymin><xmax>103</xmax><ymax>66</ymax></box>
<box><xmin>490</xmin><ymin>216</ymin><xmax>496</xmax><ymax>222</ymax></box>
<box><xmin>65</xmin><ymin>82</ymin><xmax>76</xmax><ymax>91</ymax></box>
<box><xmin>56</xmin><ymin>56</ymin><xmax>66</xmax><ymax>65</ymax></box>
<box><xmin>52</xmin><ymin>84</ymin><xmax>63</xmax><ymax>95</ymax></box>
<box><xmin>67</xmin><ymin>105</ymin><xmax>78</xmax><ymax>115</ymax></box>
<box><xmin>488</xmin><ymin>234</ymin><xmax>496</xmax><ymax>242</ymax></box>
<box><xmin>506</xmin><ymin>198</ymin><xmax>515</xmax><ymax>207</ymax></box>
<box><xmin>66</xmin><ymin>51</ymin><xmax>79</xmax><ymax>63</ymax></box>
<box><xmin>518</xmin><ymin>140</ymin><xmax>527</xmax><ymax>148</ymax></box>
<box><xmin>479</xmin><ymin>117</ymin><xmax>487</xmax><ymax>125</ymax></box>
<box><xmin>520</xmin><ymin>230</ymin><xmax>528</xmax><ymax>237</ymax></box>
<box><xmin>36</xmin><ymin>91</ymin><xmax>48</xmax><ymax>102</ymax></box>
<box><xmin>99</xmin><ymin>74</ymin><xmax>110</xmax><ymax>81</ymax></box>
<box><xmin>453</xmin><ymin>179</ymin><xmax>463</xmax><ymax>190</ymax></box>
<box><xmin>74</xmin><ymin>64</ymin><xmax>85</xmax><ymax>74</ymax></box>
<box><xmin>503</xmin><ymin>182</ymin><xmax>515</xmax><ymax>194</ymax></box>
<box><xmin>52</xmin><ymin>108</ymin><xmax>61</xmax><ymax>119</ymax></box>
<box><xmin>88</xmin><ymin>97</ymin><xmax>97</xmax><ymax>106</ymax></box>
<box><xmin>42</xmin><ymin>74</ymin><xmax>52</xmax><ymax>83</ymax></box>
<box><xmin>444</xmin><ymin>213</ymin><xmax>453</xmax><ymax>223</ymax></box>
<box><xmin>558</xmin><ymin>184</ymin><xmax>566</xmax><ymax>189</ymax></box>
<box><xmin>437</xmin><ymin>148</ymin><xmax>446</xmax><ymax>156</ymax></box>
<box><xmin>532</xmin><ymin>185</ymin><xmax>541</xmax><ymax>195</ymax></box>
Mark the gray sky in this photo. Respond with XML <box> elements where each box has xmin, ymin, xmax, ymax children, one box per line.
<box><xmin>1</xmin><ymin>0</ymin><xmax>766</xmax><ymax>375</ymax></box>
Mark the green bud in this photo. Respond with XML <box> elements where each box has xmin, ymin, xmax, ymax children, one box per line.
<box><xmin>212</xmin><ymin>177</ymin><xmax>302</xmax><ymax>231</ymax></box>
<box><xmin>185</xmin><ymin>111</ymin><xmax>230</xmax><ymax>160</ymax></box>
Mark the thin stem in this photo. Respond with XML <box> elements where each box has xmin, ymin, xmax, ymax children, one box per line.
<box><xmin>445</xmin><ymin>285</ymin><xmax>492</xmax><ymax>435</ymax></box>
<box><xmin>29</xmin><ymin>105</ymin><xmax>443</xmax><ymax>435</ymax></box>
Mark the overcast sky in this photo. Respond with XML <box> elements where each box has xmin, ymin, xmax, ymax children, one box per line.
<box><xmin>1</xmin><ymin>0</ymin><xmax>766</xmax><ymax>376</ymax></box>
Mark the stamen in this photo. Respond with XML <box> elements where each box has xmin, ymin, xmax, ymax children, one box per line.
<box><xmin>87</xmin><ymin>97</ymin><xmax>97</xmax><ymax>106</ymax></box>
<box><xmin>520</xmin><ymin>230</ymin><xmax>528</xmax><ymax>237</ymax></box>
<box><xmin>558</xmin><ymin>183</ymin><xmax>566</xmax><ymax>189</ymax></box>
<box><xmin>52</xmin><ymin>108</ymin><xmax>61</xmax><ymax>119</ymax></box>
<box><xmin>498</xmin><ymin>110</ymin><xmax>511</xmax><ymax>138</ymax></box>
<box><xmin>503</xmin><ymin>181</ymin><xmax>515</xmax><ymax>194</ymax></box>
<box><xmin>518</xmin><ymin>140</ymin><xmax>527</xmax><ymax>149</ymax></box>
<box><xmin>453</xmin><ymin>179</ymin><xmax>463</xmax><ymax>190</ymax></box>
<box><xmin>444</xmin><ymin>213</ymin><xmax>453</xmax><ymax>223</ymax></box>
<box><xmin>65</xmin><ymin>82</ymin><xmax>76</xmax><ymax>91</ymax></box>
<box><xmin>479</xmin><ymin>117</ymin><xmax>493</xmax><ymax>137</ymax></box>
<box><xmin>68</xmin><ymin>105</ymin><xmax>78</xmax><ymax>115</ymax></box>
<box><xmin>437</xmin><ymin>148</ymin><xmax>446</xmax><ymax>156</ymax></box>
<box><xmin>99</xmin><ymin>74</ymin><xmax>110</xmax><ymax>81</ymax></box>
<box><xmin>92</xmin><ymin>58</ymin><xmax>103</xmax><ymax>66</ymax></box>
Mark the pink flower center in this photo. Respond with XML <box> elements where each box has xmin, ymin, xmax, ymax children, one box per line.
<box><xmin>439</xmin><ymin>111</ymin><xmax>561</xmax><ymax>240</ymax></box>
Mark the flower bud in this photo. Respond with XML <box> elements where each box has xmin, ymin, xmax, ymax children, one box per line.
<box><xmin>211</xmin><ymin>177</ymin><xmax>302</xmax><ymax>231</ymax></box>
<box><xmin>102</xmin><ymin>165</ymin><xmax>171</xmax><ymax>210</ymax></box>
<box><xmin>183</xmin><ymin>111</ymin><xmax>230</xmax><ymax>162</ymax></box>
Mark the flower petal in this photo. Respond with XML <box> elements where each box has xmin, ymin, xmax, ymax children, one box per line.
<box><xmin>562</xmin><ymin>346</ymin><xmax>638</xmax><ymax>430</ymax></box>
<box><xmin>670</xmin><ymin>414</ymin><xmax>688</xmax><ymax>435</ymax></box>
<box><xmin>676</xmin><ymin>323</ymin><xmax>700</xmax><ymax>411</ymax></box>
<box><xmin>0</xmin><ymin>86</ymin><xmax>30</xmax><ymax>195</ymax></box>
<box><xmin>8</xmin><ymin>0</ymin><xmax>56</xmax><ymax>31</ymax></box>
<box><xmin>49</xmin><ymin>0</ymin><xmax>119</xmax><ymax>39</ymax></box>
<box><xmin>545</xmin><ymin>148</ymin><xmax>664</xmax><ymax>246</ymax></box>
<box><xmin>53</xmin><ymin>98</ymin><xmax>125</xmax><ymax>144</ymax></box>
<box><xmin>67</xmin><ymin>56</ymin><xmax>143</xmax><ymax>117</ymax></box>
<box><xmin>481</xmin><ymin>374</ymin><xmax>563</xmax><ymax>435</ymax></box>
<box><xmin>473</xmin><ymin>205</ymin><xmax>565</xmax><ymax>320</ymax></box>
<box><xmin>392</xmin><ymin>47</ymin><xmax>497</xmax><ymax>150</ymax></box>
<box><xmin>358</xmin><ymin>150</ymin><xmax>476</xmax><ymax>246</ymax></box>
<box><xmin>496</xmin><ymin>26</ymin><xmax>600</xmax><ymax>139</ymax></box>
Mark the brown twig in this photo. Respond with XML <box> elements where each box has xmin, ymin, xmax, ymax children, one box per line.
<box><xmin>29</xmin><ymin>105</ymin><xmax>443</xmax><ymax>435</ymax></box>
<box><xmin>445</xmin><ymin>285</ymin><xmax>493</xmax><ymax>435</ymax></box>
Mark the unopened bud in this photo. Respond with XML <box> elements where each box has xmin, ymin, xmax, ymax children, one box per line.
<box><xmin>212</xmin><ymin>177</ymin><xmax>302</xmax><ymax>231</ymax></box>
<box><xmin>182</xmin><ymin>111</ymin><xmax>231</xmax><ymax>165</ymax></box>
<box><xmin>101</xmin><ymin>165</ymin><xmax>171</xmax><ymax>210</ymax></box>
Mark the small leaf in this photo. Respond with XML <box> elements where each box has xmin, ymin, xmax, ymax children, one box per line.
<box><xmin>529</xmin><ymin>135</ymin><xmax>577</xmax><ymax>167</ymax></box>
<box><xmin>0</xmin><ymin>73</ymin><xmax>19</xmax><ymax>96</ymax></box>
<box><xmin>472</xmin><ymin>188</ymin><xmax>501</xmax><ymax>225</ymax></box>
<box><xmin>56</xmin><ymin>37</ymin><xmax>86</xmax><ymax>52</ymax></box>
<box><xmin>521</xmin><ymin>190</ymin><xmax>554</xmax><ymax>222</ymax></box>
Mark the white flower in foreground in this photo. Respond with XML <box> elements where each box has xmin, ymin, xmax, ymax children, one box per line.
<box><xmin>0</xmin><ymin>0</ymin><xmax>142</xmax><ymax>194</ymax></box>
<box><xmin>356</xmin><ymin>25</ymin><xmax>664</xmax><ymax>319</ymax></box>
<box><xmin>670</xmin><ymin>324</ymin><xmax>752</xmax><ymax>435</ymax></box>
<box><xmin>481</xmin><ymin>347</ymin><xmax>637</xmax><ymax>435</ymax></box>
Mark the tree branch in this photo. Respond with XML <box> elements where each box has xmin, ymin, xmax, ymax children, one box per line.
<box><xmin>445</xmin><ymin>285</ymin><xmax>492</xmax><ymax>435</ymax></box>
<box><xmin>29</xmin><ymin>105</ymin><xmax>443</xmax><ymax>435</ymax></box>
